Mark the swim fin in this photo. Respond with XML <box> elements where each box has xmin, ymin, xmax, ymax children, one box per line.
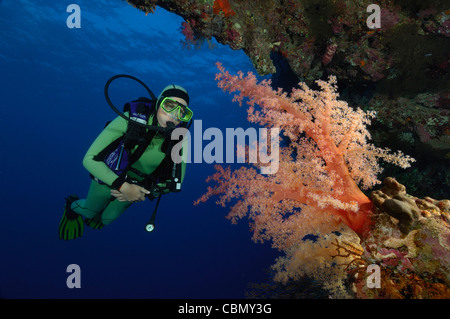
<box><xmin>59</xmin><ymin>195</ymin><xmax>84</xmax><ymax>240</ymax></box>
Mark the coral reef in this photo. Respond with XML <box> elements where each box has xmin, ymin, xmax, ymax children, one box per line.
<box><xmin>197</xmin><ymin>63</ymin><xmax>414</xmax><ymax>237</ymax></box>
<box><xmin>127</xmin><ymin>0</ymin><xmax>449</xmax><ymax>89</ymax></box>
<box><xmin>196</xmin><ymin>65</ymin><xmax>449</xmax><ymax>298</ymax></box>
<box><xmin>354</xmin><ymin>177</ymin><xmax>450</xmax><ymax>298</ymax></box>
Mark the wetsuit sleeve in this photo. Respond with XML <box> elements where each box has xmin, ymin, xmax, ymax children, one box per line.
<box><xmin>82</xmin><ymin>115</ymin><xmax>128</xmax><ymax>187</ymax></box>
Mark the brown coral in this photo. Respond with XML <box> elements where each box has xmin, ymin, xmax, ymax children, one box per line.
<box><xmin>371</xmin><ymin>177</ymin><xmax>421</xmax><ymax>234</ymax></box>
<box><xmin>361</xmin><ymin>177</ymin><xmax>450</xmax><ymax>298</ymax></box>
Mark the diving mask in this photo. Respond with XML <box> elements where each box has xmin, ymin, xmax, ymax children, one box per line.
<box><xmin>160</xmin><ymin>97</ymin><xmax>193</xmax><ymax>122</ymax></box>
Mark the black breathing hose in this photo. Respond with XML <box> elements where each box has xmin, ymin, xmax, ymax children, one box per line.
<box><xmin>104</xmin><ymin>74</ymin><xmax>167</xmax><ymax>133</ymax></box>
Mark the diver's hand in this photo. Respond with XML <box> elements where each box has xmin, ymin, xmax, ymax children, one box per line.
<box><xmin>111</xmin><ymin>182</ymin><xmax>150</xmax><ymax>203</ymax></box>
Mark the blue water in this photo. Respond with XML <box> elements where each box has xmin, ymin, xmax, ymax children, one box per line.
<box><xmin>0</xmin><ymin>0</ymin><xmax>278</xmax><ymax>299</ymax></box>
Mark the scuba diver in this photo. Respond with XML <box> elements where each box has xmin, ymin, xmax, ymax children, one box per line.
<box><xmin>59</xmin><ymin>79</ymin><xmax>193</xmax><ymax>240</ymax></box>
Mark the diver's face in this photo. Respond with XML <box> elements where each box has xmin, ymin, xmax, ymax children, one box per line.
<box><xmin>156</xmin><ymin>97</ymin><xmax>186</xmax><ymax>127</ymax></box>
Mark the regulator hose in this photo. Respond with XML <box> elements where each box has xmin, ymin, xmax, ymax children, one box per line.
<box><xmin>104</xmin><ymin>74</ymin><xmax>167</xmax><ymax>132</ymax></box>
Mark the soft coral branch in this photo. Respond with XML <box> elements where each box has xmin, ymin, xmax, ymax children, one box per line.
<box><xmin>198</xmin><ymin>62</ymin><xmax>414</xmax><ymax>242</ymax></box>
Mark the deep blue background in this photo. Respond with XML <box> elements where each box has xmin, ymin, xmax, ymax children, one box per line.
<box><xmin>0</xmin><ymin>0</ymin><xmax>279</xmax><ymax>298</ymax></box>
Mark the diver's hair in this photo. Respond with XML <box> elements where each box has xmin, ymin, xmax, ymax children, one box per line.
<box><xmin>156</xmin><ymin>84</ymin><xmax>189</xmax><ymax>109</ymax></box>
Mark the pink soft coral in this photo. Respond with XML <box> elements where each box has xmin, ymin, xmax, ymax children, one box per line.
<box><xmin>196</xmin><ymin>63</ymin><xmax>414</xmax><ymax>245</ymax></box>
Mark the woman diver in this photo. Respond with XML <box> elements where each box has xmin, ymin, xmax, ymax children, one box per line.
<box><xmin>59</xmin><ymin>84</ymin><xmax>193</xmax><ymax>240</ymax></box>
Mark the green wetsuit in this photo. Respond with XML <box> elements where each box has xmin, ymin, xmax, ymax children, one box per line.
<box><xmin>71</xmin><ymin>113</ymin><xmax>186</xmax><ymax>225</ymax></box>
